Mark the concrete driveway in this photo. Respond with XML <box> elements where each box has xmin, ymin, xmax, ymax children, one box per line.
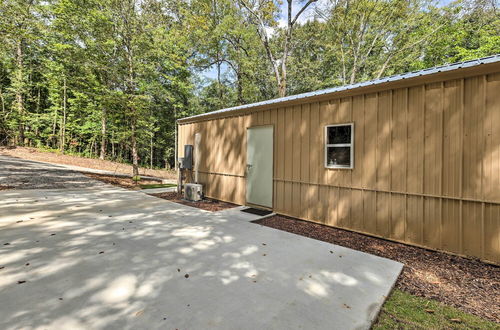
<box><xmin>0</xmin><ymin>158</ymin><xmax>402</xmax><ymax>330</ymax></box>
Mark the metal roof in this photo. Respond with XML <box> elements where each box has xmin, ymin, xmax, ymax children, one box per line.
<box><xmin>180</xmin><ymin>54</ymin><xmax>500</xmax><ymax>122</ymax></box>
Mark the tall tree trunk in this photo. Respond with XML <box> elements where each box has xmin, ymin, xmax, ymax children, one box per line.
<box><xmin>52</xmin><ymin>106</ymin><xmax>58</xmax><ymax>148</ymax></box>
<box><xmin>15</xmin><ymin>39</ymin><xmax>25</xmax><ymax>146</ymax></box>
<box><xmin>100</xmin><ymin>107</ymin><xmax>107</xmax><ymax>159</ymax></box>
<box><xmin>0</xmin><ymin>88</ymin><xmax>5</xmax><ymax>114</ymax></box>
<box><xmin>131</xmin><ymin>119</ymin><xmax>139</xmax><ymax>177</ymax></box>
<box><xmin>60</xmin><ymin>76</ymin><xmax>67</xmax><ymax>152</ymax></box>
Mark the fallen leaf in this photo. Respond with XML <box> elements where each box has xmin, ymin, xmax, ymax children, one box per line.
<box><xmin>343</xmin><ymin>304</ymin><xmax>351</xmax><ymax>309</ymax></box>
<box><xmin>25</xmin><ymin>263</ymin><xmax>30</xmax><ymax>266</ymax></box>
<box><xmin>450</xmin><ymin>318</ymin><xmax>462</xmax><ymax>323</ymax></box>
<box><xmin>262</xmin><ymin>243</ymin><xmax>266</xmax><ymax>246</ymax></box>
<box><xmin>59</xmin><ymin>298</ymin><xmax>63</xmax><ymax>301</ymax></box>
<box><xmin>177</xmin><ymin>268</ymin><xmax>180</xmax><ymax>272</ymax></box>
<box><xmin>184</xmin><ymin>274</ymin><xmax>189</xmax><ymax>278</ymax></box>
<box><xmin>425</xmin><ymin>309</ymin><xmax>435</xmax><ymax>314</ymax></box>
<box><xmin>50</xmin><ymin>233</ymin><xmax>56</xmax><ymax>236</ymax></box>
<box><xmin>262</xmin><ymin>254</ymin><xmax>267</xmax><ymax>256</ymax></box>
<box><xmin>135</xmin><ymin>310</ymin><xmax>144</xmax><ymax>317</ymax></box>
<box><xmin>0</xmin><ymin>266</ymin><xmax>5</xmax><ymax>270</ymax></box>
<box><xmin>16</xmin><ymin>220</ymin><xmax>23</xmax><ymax>223</ymax></box>
<box><xmin>330</xmin><ymin>250</ymin><xmax>333</xmax><ymax>254</ymax></box>
<box><xmin>99</xmin><ymin>251</ymin><xmax>105</xmax><ymax>254</ymax></box>
<box><xmin>3</xmin><ymin>243</ymin><xmax>10</xmax><ymax>246</ymax></box>
<box><xmin>17</xmin><ymin>280</ymin><xmax>26</xmax><ymax>284</ymax></box>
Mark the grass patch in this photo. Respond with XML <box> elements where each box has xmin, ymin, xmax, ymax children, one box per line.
<box><xmin>139</xmin><ymin>183</ymin><xmax>177</xmax><ymax>189</ymax></box>
<box><xmin>374</xmin><ymin>289</ymin><xmax>497</xmax><ymax>329</ymax></box>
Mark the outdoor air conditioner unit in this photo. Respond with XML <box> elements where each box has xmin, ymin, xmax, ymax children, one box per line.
<box><xmin>184</xmin><ymin>183</ymin><xmax>203</xmax><ymax>201</ymax></box>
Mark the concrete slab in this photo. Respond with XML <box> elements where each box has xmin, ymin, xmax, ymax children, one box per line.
<box><xmin>0</xmin><ymin>188</ymin><xmax>402</xmax><ymax>330</ymax></box>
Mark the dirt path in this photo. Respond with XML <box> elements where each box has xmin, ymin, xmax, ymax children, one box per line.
<box><xmin>0</xmin><ymin>147</ymin><xmax>176</xmax><ymax>179</ymax></box>
<box><xmin>0</xmin><ymin>155</ymin><xmax>105</xmax><ymax>189</ymax></box>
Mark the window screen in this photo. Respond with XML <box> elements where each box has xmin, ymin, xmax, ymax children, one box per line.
<box><xmin>325</xmin><ymin>124</ymin><xmax>354</xmax><ymax>168</ymax></box>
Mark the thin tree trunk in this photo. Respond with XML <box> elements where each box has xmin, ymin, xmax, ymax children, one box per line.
<box><xmin>150</xmin><ymin>129</ymin><xmax>153</xmax><ymax>169</ymax></box>
<box><xmin>16</xmin><ymin>39</ymin><xmax>25</xmax><ymax>146</ymax></box>
<box><xmin>131</xmin><ymin>120</ymin><xmax>139</xmax><ymax>177</ymax></box>
<box><xmin>52</xmin><ymin>106</ymin><xmax>58</xmax><ymax>148</ymax></box>
<box><xmin>100</xmin><ymin>107</ymin><xmax>107</xmax><ymax>159</ymax></box>
<box><xmin>0</xmin><ymin>88</ymin><xmax>5</xmax><ymax>113</ymax></box>
<box><xmin>60</xmin><ymin>76</ymin><xmax>67</xmax><ymax>152</ymax></box>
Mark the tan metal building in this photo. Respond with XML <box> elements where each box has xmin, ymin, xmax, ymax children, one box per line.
<box><xmin>178</xmin><ymin>55</ymin><xmax>500</xmax><ymax>264</ymax></box>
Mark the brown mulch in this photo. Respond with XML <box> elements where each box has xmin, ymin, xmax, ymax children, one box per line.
<box><xmin>254</xmin><ymin>215</ymin><xmax>500</xmax><ymax>322</ymax></box>
<box><xmin>83</xmin><ymin>173</ymin><xmax>160</xmax><ymax>190</ymax></box>
<box><xmin>0</xmin><ymin>185</ymin><xmax>13</xmax><ymax>190</ymax></box>
<box><xmin>149</xmin><ymin>192</ymin><xmax>238</xmax><ymax>212</ymax></box>
<box><xmin>0</xmin><ymin>146</ymin><xmax>176</xmax><ymax>179</ymax></box>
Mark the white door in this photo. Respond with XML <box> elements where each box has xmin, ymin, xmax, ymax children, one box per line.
<box><xmin>246</xmin><ymin>125</ymin><xmax>273</xmax><ymax>208</ymax></box>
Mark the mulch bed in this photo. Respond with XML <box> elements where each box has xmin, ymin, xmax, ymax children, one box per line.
<box><xmin>0</xmin><ymin>185</ymin><xmax>13</xmax><ymax>190</ymax></box>
<box><xmin>149</xmin><ymin>192</ymin><xmax>238</xmax><ymax>212</ymax></box>
<box><xmin>83</xmin><ymin>173</ymin><xmax>160</xmax><ymax>190</ymax></box>
<box><xmin>254</xmin><ymin>215</ymin><xmax>500</xmax><ymax>322</ymax></box>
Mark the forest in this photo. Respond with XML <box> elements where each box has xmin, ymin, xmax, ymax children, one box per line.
<box><xmin>0</xmin><ymin>0</ymin><xmax>498</xmax><ymax>175</ymax></box>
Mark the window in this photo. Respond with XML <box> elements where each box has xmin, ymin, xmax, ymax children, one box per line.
<box><xmin>325</xmin><ymin>123</ymin><xmax>354</xmax><ymax>169</ymax></box>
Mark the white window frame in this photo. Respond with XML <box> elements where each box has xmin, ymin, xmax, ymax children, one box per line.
<box><xmin>324</xmin><ymin>123</ymin><xmax>354</xmax><ymax>169</ymax></box>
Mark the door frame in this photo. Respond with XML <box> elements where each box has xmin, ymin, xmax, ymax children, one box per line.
<box><xmin>245</xmin><ymin>124</ymin><xmax>274</xmax><ymax>209</ymax></box>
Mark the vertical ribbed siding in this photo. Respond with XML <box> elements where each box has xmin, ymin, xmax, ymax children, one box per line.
<box><xmin>178</xmin><ymin>71</ymin><xmax>500</xmax><ymax>264</ymax></box>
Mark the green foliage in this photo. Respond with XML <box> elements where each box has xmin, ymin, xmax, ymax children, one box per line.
<box><xmin>0</xmin><ymin>0</ymin><xmax>498</xmax><ymax>170</ymax></box>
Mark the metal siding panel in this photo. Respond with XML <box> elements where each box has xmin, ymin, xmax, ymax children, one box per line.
<box><xmin>462</xmin><ymin>201</ymin><xmax>483</xmax><ymax>257</ymax></box>
<box><xmin>338</xmin><ymin>188</ymin><xmax>351</xmax><ymax>229</ymax></box>
<box><xmin>442</xmin><ymin>199</ymin><xmax>460</xmax><ymax>254</ymax></box>
<box><xmin>327</xmin><ymin>186</ymin><xmax>338</xmax><ymax>227</ymax></box>
<box><xmin>292</xmin><ymin>105</ymin><xmax>301</xmax><ymax>181</ymax></box>
<box><xmin>351</xmin><ymin>190</ymin><xmax>364</xmax><ymax>231</ymax></box>
<box><xmin>351</xmin><ymin>95</ymin><xmax>364</xmax><ymax>188</ymax></box>
<box><xmin>484</xmin><ymin>73</ymin><xmax>500</xmax><ymax>201</ymax></box>
<box><xmin>407</xmin><ymin>86</ymin><xmax>425</xmax><ymax>194</ymax></box>
<box><xmin>376</xmin><ymin>192</ymin><xmax>391</xmax><ymax>237</ymax></box>
<box><xmin>309</xmin><ymin>103</ymin><xmax>320</xmax><ymax>184</ymax></box>
<box><xmin>292</xmin><ymin>182</ymin><xmax>301</xmax><ymax>217</ymax></box>
<box><xmin>423</xmin><ymin>197</ymin><xmax>441</xmax><ymax>249</ymax></box>
<box><xmin>300</xmin><ymin>183</ymin><xmax>309</xmax><ymax>220</ymax></box>
<box><xmin>277</xmin><ymin>108</ymin><xmax>285</xmax><ymax>180</ymax></box>
<box><xmin>391</xmin><ymin>89</ymin><xmax>407</xmax><ymax>192</ymax></box>
<box><xmin>424</xmin><ymin>83</ymin><xmax>443</xmax><ymax>195</ymax></box>
<box><xmin>463</xmin><ymin>76</ymin><xmax>484</xmax><ymax>199</ymax></box>
<box><xmin>301</xmin><ymin>104</ymin><xmax>310</xmax><ymax>182</ymax></box>
<box><xmin>484</xmin><ymin>204</ymin><xmax>500</xmax><ymax>263</ymax></box>
<box><xmin>442</xmin><ymin>80</ymin><xmax>461</xmax><ymax>197</ymax></box>
<box><xmin>406</xmin><ymin>196</ymin><xmax>423</xmax><ymax>245</ymax></box>
<box><xmin>319</xmin><ymin>185</ymin><xmax>329</xmax><ymax>224</ymax></box>
<box><xmin>284</xmin><ymin>108</ymin><xmax>293</xmax><ymax>181</ymax></box>
<box><xmin>363</xmin><ymin>94</ymin><xmax>377</xmax><ymax>189</ymax></box>
<box><xmin>391</xmin><ymin>194</ymin><xmax>406</xmax><ymax>241</ymax></box>
<box><xmin>377</xmin><ymin>91</ymin><xmax>391</xmax><ymax>191</ymax></box>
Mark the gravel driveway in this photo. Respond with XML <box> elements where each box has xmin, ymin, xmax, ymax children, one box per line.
<box><xmin>0</xmin><ymin>155</ymin><xmax>105</xmax><ymax>189</ymax></box>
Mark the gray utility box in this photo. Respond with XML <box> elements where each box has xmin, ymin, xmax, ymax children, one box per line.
<box><xmin>184</xmin><ymin>183</ymin><xmax>203</xmax><ymax>201</ymax></box>
<box><xmin>183</xmin><ymin>145</ymin><xmax>193</xmax><ymax>169</ymax></box>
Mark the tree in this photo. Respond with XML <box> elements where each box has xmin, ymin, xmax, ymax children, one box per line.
<box><xmin>239</xmin><ymin>0</ymin><xmax>318</xmax><ymax>97</ymax></box>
